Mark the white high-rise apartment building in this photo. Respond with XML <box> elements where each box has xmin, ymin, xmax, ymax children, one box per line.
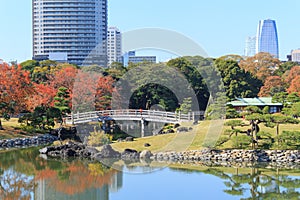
<box><xmin>107</xmin><ymin>27</ymin><xmax>122</xmax><ymax>66</ymax></box>
<box><xmin>291</xmin><ymin>49</ymin><xmax>300</xmax><ymax>62</ymax></box>
<box><xmin>32</xmin><ymin>0</ymin><xmax>108</xmax><ymax>66</ymax></box>
<box><xmin>244</xmin><ymin>36</ymin><xmax>256</xmax><ymax>57</ymax></box>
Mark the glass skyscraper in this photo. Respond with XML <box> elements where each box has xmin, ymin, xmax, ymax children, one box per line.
<box><xmin>32</xmin><ymin>0</ymin><xmax>108</xmax><ymax>66</ymax></box>
<box><xmin>256</xmin><ymin>19</ymin><xmax>279</xmax><ymax>58</ymax></box>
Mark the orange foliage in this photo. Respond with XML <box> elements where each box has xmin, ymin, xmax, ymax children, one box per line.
<box><xmin>287</xmin><ymin>75</ymin><xmax>300</xmax><ymax>96</ymax></box>
<box><xmin>72</xmin><ymin>70</ymin><xmax>101</xmax><ymax>112</ymax></box>
<box><xmin>0</xmin><ymin>63</ymin><xmax>34</xmax><ymax>113</ymax></box>
<box><xmin>27</xmin><ymin>66</ymin><xmax>77</xmax><ymax>111</ymax></box>
<box><xmin>258</xmin><ymin>76</ymin><xmax>285</xmax><ymax>97</ymax></box>
<box><xmin>239</xmin><ymin>52</ymin><xmax>280</xmax><ymax>81</ymax></box>
<box><xmin>49</xmin><ymin>66</ymin><xmax>78</xmax><ymax>90</ymax></box>
<box><xmin>284</xmin><ymin>66</ymin><xmax>300</xmax><ymax>84</ymax></box>
<box><xmin>35</xmin><ymin>162</ymin><xmax>116</xmax><ymax>195</ymax></box>
<box><xmin>26</xmin><ymin>83</ymin><xmax>57</xmax><ymax>111</ymax></box>
<box><xmin>95</xmin><ymin>76</ymin><xmax>115</xmax><ymax>110</ymax></box>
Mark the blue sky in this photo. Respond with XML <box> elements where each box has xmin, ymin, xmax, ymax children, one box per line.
<box><xmin>0</xmin><ymin>0</ymin><xmax>300</xmax><ymax>62</ymax></box>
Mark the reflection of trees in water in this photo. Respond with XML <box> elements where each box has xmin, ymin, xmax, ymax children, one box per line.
<box><xmin>0</xmin><ymin>169</ymin><xmax>35</xmax><ymax>200</ymax></box>
<box><xmin>35</xmin><ymin>161</ymin><xmax>116</xmax><ymax>195</ymax></box>
<box><xmin>202</xmin><ymin>168</ymin><xmax>300</xmax><ymax>199</ymax></box>
<box><xmin>0</xmin><ymin>148</ymin><xmax>119</xmax><ymax>198</ymax></box>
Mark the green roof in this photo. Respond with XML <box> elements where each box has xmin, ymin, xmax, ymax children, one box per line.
<box><xmin>227</xmin><ymin>97</ymin><xmax>282</xmax><ymax>107</ymax></box>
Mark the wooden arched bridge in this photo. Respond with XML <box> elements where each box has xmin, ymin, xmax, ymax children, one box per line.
<box><xmin>66</xmin><ymin>109</ymin><xmax>205</xmax><ymax>125</ymax></box>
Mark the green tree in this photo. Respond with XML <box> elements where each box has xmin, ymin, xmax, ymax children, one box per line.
<box><xmin>18</xmin><ymin>106</ymin><xmax>61</xmax><ymax>131</ymax></box>
<box><xmin>20</xmin><ymin>60</ymin><xmax>39</xmax><ymax>74</ymax></box>
<box><xmin>272</xmin><ymin>92</ymin><xmax>289</xmax><ymax>106</ymax></box>
<box><xmin>176</xmin><ymin>97</ymin><xmax>192</xmax><ymax>114</ymax></box>
<box><xmin>225</xmin><ymin>120</ymin><xmax>249</xmax><ymax>137</ymax></box>
<box><xmin>214</xmin><ymin>58</ymin><xmax>262</xmax><ymax>100</ymax></box>
<box><xmin>278</xmin><ymin>131</ymin><xmax>300</xmax><ymax>149</ymax></box>
<box><xmin>263</xmin><ymin>115</ymin><xmax>299</xmax><ymax>144</ymax></box>
<box><xmin>256</xmin><ymin>131</ymin><xmax>274</xmax><ymax>149</ymax></box>
<box><xmin>0</xmin><ymin>102</ymin><xmax>12</xmax><ymax>130</ymax></box>
<box><xmin>274</xmin><ymin>61</ymin><xmax>298</xmax><ymax>76</ymax></box>
<box><xmin>167</xmin><ymin>57</ymin><xmax>210</xmax><ymax>110</ymax></box>
<box><xmin>232</xmin><ymin>135</ymin><xmax>252</xmax><ymax>149</ymax></box>
<box><xmin>54</xmin><ymin>87</ymin><xmax>71</xmax><ymax>120</ymax></box>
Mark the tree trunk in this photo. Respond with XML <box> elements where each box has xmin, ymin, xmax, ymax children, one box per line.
<box><xmin>276</xmin><ymin>123</ymin><xmax>279</xmax><ymax>146</ymax></box>
<box><xmin>251</xmin><ymin>120</ymin><xmax>254</xmax><ymax>149</ymax></box>
<box><xmin>0</xmin><ymin>119</ymin><xmax>3</xmax><ymax>130</ymax></box>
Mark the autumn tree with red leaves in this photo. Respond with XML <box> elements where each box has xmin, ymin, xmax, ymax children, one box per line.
<box><xmin>95</xmin><ymin>76</ymin><xmax>115</xmax><ymax>110</ymax></box>
<box><xmin>258</xmin><ymin>76</ymin><xmax>285</xmax><ymax>97</ymax></box>
<box><xmin>239</xmin><ymin>52</ymin><xmax>280</xmax><ymax>82</ymax></box>
<box><xmin>287</xmin><ymin>75</ymin><xmax>300</xmax><ymax>96</ymax></box>
<box><xmin>49</xmin><ymin>66</ymin><xmax>78</xmax><ymax>91</ymax></box>
<box><xmin>0</xmin><ymin>63</ymin><xmax>34</xmax><ymax>129</ymax></box>
<box><xmin>284</xmin><ymin>66</ymin><xmax>300</xmax><ymax>84</ymax></box>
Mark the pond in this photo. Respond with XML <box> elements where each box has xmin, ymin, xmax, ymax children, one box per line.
<box><xmin>0</xmin><ymin>148</ymin><xmax>299</xmax><ymax>200</ymax></box>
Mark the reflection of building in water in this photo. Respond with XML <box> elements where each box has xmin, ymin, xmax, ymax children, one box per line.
<box><xmin>109</xmin><ymin>171</ymin><xmax>123</xmax><ymax>192</ymax></box>
<box><xmin>35</xmin><ymin>179</ymin><xmax>109</xmax><ymax>200</ymax></box>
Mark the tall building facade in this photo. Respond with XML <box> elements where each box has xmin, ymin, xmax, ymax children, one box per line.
<box><xmin>122</xmin><ymin>51</ymin><xmax>156</xmax><ymax>66</ymax></box>
<box><xmin>107</xmin><ymin>27</ymin><xmax>122</xmax><ymax>66</ymax></box>
<box><xmin>256</xmin><ymin>19</ymin><xmax>279</xmax><ymax>58</ymax></box>
<box><xmin>32</xmin><ymin>0</ymin><xmax>108</xmax><ymax>66</ymax></box>
<box><xmin>291</xmin><ymin>49</ymin><xmax>300</xmax><ymax>62</ymax></box>
<box><xmin>244</xmin><ymin>36</ymin><xmax>256</xmax><ymax>57</ymax></box>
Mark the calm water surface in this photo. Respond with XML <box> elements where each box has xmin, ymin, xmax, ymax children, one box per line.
<box><xmin>0</xmin><ymin>148</ymin><xmax>299</xmax><ymax>200</ymax></box>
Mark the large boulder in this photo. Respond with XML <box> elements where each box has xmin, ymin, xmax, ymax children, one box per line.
<box><xmin>39</xmin><ymin>146</ymin><xmax>56</xmax><ymax>154</ymax></box>
<box><xmin>94</xmin><ymin>145</ymin><xmax>121</xmax><ymax>159</ymax></box>
<box><xmin>177</xmin><ymin>127</ymin><xmax>189</xmax><ymax>133</ymax></box>
<box><xmin>125</xmin><ymin>137</ymin><xmax>134</xmax><ymax>142</ymax></box>
<box><xmin>121</xmin><ymin>148</ymin><xmax>140</xmax><ymax>160</ymax></box>
<box><xmin>140</xmin><ymin>150</ymin><xmax>152</xmax><ymax>159</ymax></box>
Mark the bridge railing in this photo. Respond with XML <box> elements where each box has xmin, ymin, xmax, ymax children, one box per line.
<box><xmin>66</xmin><ymin>109</ymin><xmax>205</xmax><ymax>125</ymax></box>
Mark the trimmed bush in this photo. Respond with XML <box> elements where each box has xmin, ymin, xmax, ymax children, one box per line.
<box><xmin>232</xmin><ymin>135</ymin><xmax>252</xmax><ymax>149</ymax></box>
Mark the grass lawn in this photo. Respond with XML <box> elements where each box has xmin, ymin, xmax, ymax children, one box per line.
<box><xmin>111</xmin><ymin>119</ymin><xmax>300</xmax><ymax>153</ymax></box>
<box><xmin>0</xmin><ymin>118</ymin><xmax>36</xmax><ymax>139</ymax></box>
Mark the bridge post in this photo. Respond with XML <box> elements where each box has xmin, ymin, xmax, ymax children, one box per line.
<box><xmin>141</xmin><ymin>118</ymin><xmax>145</xmax><ymax>138</ymax></box>
<box><xmin>192</xmin><ymin>112</ymin><xmax>195</xmax><ymax>121</ymax></box>
<box><xmin>71</xmin><ymin>112</ymin><xmax>74</xmax><ymax>125</ymax></box>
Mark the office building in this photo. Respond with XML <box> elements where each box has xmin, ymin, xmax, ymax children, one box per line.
<box><xmin>107</xmin><ymin>27</ymin><xmax>122</xmax><ymax>66</ymax></box>
<box><xmin>122</xmin><ymin>51</ymin><xmax>156</xmax><ymax>66</ymax></box>
<box><xmin>32</xmin><ymin>0</ymin><xmax>108</xmax><ymax>66</ymax></box>
<box><xmin>244</xmin><ymin>36</ymin><xmax>256</xmax><ymax>57</ymax></box>
<box><xmin>256</xmin><ymin>19</ymin><xmax>279</xmax><ymax>58</ymax></box>
<box><xmin>291</xmin><ymin>49</ymin><xmax>300</xmax><ymax>62</ymax></box>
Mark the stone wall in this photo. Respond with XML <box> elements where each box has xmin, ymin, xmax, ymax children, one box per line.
<box><xmin>152</xmin><ymin>149</ymin><xmax>300</xmax><ymax>164</ymax></box>
<box><xmin>0</xmin><ymin>134</ymin><xmax>58</xmax><ymax>150</ymax></box>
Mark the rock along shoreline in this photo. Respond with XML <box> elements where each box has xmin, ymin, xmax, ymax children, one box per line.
<box><xmin>38</xmin><ymin>142</ymin><xmax>300</xmax><ymax>165</ymax></box>
<box><xmin>0</xmin><ymin>134</ymin><xmax>58</xmax><ymax>150</ymax></box>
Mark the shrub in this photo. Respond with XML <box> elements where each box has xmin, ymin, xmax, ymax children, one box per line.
<box><xmin>19</xmin><ymin>124</ymin><xmax>46</xmax><ymax>134</ymax></box>
<box><xmin>256</xmin><ymin>131</ymin><xmax>274</xmax><ymax>149</ymax></box>
<box><xmin>278</xmin><ymin>131</ymin><xmax>300</xmax><ymax>150</ymax></box>
<box><xmin>87</xmin><ymin>127</ymin><xmax>111</xmax><ymax>147</ymax></box>
<box><xmin>232</xmin><ymin>135</ymin><xmax>252</xmax><ymax>149</ymax></box>
<box><xmin>226</xmin><ymin>107</ymin><xmax>240</xmax><ymax>119</ymax></box>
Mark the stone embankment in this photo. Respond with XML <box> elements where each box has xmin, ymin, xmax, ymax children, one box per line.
<box><xmin>152</xmin><ymin>149</ymin><xmax>300</xmax><ymax>164</ymax></box>
<box><xmin>0</xmin><ymin>134</ymin><xmax>58</xmax><ymax>150</ymax></box>
<box><xmin>38</xmin><ymin>143</ymin><xmax>300</xmax><ymax>165</ymax></box>
<box><xmin>39</xmin><ymin>143</ymin><xmax>152</xmax><ymax>161</ymax></box>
